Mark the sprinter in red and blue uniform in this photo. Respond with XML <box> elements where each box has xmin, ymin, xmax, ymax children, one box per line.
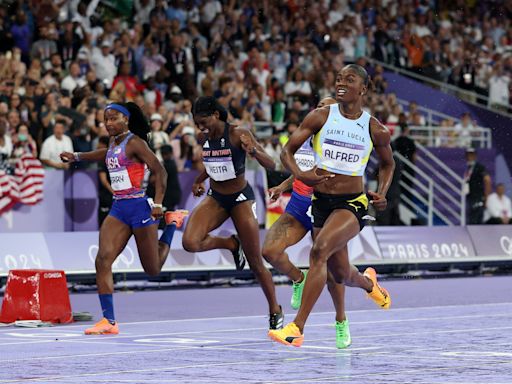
<box><xmin>61</xmin><ymin>102</ymin><xmax>187</xmax><ymax>335</ymax></box>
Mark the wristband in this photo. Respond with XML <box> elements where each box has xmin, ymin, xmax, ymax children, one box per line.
<box><xmin>152</xmin><ymin>203</ymin><xmax>163</xmax><ymax>208</ymax></box>
<box><xmin>73</xmin><ymin>152</ymin><xmax>81</xmax><ymax>162</ymax></box>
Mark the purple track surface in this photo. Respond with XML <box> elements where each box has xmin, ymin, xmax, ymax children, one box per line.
<box><xmin>1</xmin><ymin>275</ymin><xmax>512</xmax><ymax>383</ymax></box>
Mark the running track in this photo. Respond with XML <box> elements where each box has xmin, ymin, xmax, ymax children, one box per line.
<box><xmin>1</xmin><ymin>275</ymin><xmax>511</xmax><ymax>383</ymax></box>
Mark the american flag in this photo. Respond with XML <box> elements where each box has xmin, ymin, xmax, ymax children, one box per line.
<box><xmin>0</xmin><ymin>154</ymin><xmax>44</xmax><ymax>215</ymax></box>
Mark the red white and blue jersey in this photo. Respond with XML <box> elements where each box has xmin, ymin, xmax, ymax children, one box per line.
<box><xmin>106</xmin><ymin>132</ymin><xmax>146</xmax><ymax>200</ymax></box>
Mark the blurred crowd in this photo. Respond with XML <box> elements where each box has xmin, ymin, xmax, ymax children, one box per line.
<box><xmin>0</xmin><ymin>0</ymin><xmax>508</xmax><ymax>173</ymax></box>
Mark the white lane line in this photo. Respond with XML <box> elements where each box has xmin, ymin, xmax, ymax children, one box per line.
<box><xmin>1</xmin><ymin>301</ymin><xmax>510</xmax><ymax>334</ymax></box>
<box><xmin>2</xmin><ymin>324</ymin><xmax>512</xmax><ymax>365</ymax></box>
<box><xmin>1</xmin><ymin>315</ymin><xmax>511</xmax><ymax>353</ymax></box>
<box><xmin>0</xmin><ymin>311</ymin><xmax>509</xmax><ymax>345</ymax></box>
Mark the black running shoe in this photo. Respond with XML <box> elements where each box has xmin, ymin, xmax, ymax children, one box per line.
<box><xmin>269</xmin><ymin>306</ymin><xmax>284</xmax><ymax>330</ymax></box>
<box><xmin>231</xmin><ymin>234</ymin><xmax>246</xmax><ymax>271</ymax></box>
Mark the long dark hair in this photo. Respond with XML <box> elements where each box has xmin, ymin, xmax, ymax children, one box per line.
<box><xmin>192</xmin><ymin>96</ymin><xmax>228</xmax><ymax>122</ymax></box>
<box><xmin>122</xmin><ymin>102</ymin><xmax>150</xmax><ymax>144</ymax></box>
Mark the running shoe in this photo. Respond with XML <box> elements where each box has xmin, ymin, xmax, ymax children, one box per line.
<box><xmin>268</xmin><ymin>322</ymin><xmax>303</xmax><ymax>347</ymax></box>
<box><xmin>269</xmin><ymin>306</ymin><xmax>284</xmax><ymax>330</ymax></box>
<box><xmin>164</xmin><ymin>210</ymin><xmax>189</xmax><ymax>228</ymax></box>
<box><xmin>335</xmin><ymin>319</ymin><xmax>351</xmax><ymax>349</ymax></box>
<box><xmin>84</xmin><ymin>318</ymin><xmax>119</xmax><ymax>335</ymax></box>
<box><xmin>363</xmin><ymin>267</ymin><xmax>391</xmax><ymax>309</ymax></box>
<box><xmin>290</xmin><ymin>270</ymin><xmax>308</xmax><ymax>310</ymax></box>
<box><xmin>231</xmin><ymin>234</ymin><xmax>247</xmax><ymax>271</ymax></box>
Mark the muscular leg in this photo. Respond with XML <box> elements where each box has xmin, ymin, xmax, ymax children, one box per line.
<box><xmin>327</xmin><ymin>271</ymin><xmax>346</xmax><ymax>323</ymax></box>
<box><xmin>327</xmin><ymin>246</ymin><xmax>372</xmax><ymax>289</ymax></box>
<box><xmin>231</xmin><ymin>201</ymin><xmax>281</xmax><ymax>314</ymax></box>
<box><xmin>96</xmin><ymin>215</ymin><xmax>132</xmax><ymax>294</ymax></box>
<box><xmin>294</xmin><ymin>210</ymin><xmax>365</xmax><ymax>332</ymax></box>
<box><xmin>182</xmin><ymin>197</ymin><xmax>236</xmax><ymax>253</ymax></box>
<box><xmin>262</xmin><ymin>212</ymin><xmax>308</xmax><ymax>282</ymax></box>
<box><xmin>309</xmin><ymin>228</ymin><xmax>347</xmax><ymax>323</ymax></box>
<box><xmin>133</xmin><ymin>223</ymin><xmax>171</xmax><ymax>276</ymax></box>
<box><xmin>90</xmin><ymin>215</ymin><xmax>132</xmax><ymax>324</ymax></box>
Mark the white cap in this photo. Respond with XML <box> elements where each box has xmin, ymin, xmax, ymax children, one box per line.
<box><xmin>150</xmin><ymin>113</ymin><xmax>163</xmax><ymax>121</ymax></box>
<box><xmin>77</xmin><ymin>50</ymin><xmax>88</xmax><ymax>59</ymax></box>
<box><xmin>170</xmin><ymin>85</ymin><xmax>182</xmax><ymax>94</ymax></box>
<box><xmin>182</xmin><ymin>126</ymin><xmax>195</xmax><ymax>136</ymax></box>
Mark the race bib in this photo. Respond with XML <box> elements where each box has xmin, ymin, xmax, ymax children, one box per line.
<box><xmin>295</xmin><ymin>150</ymin><xmax>315</xmax><ymax>172</ymax></box>
<box><xmin>321</xmin><ymin>139</ymin><xmax>364</xmax><ymax>173</ymax></box>
<box><xmin>204</xmin><ymin>157</ymin><xmax>237</xmax><ymax>181</ymax></box>
<box><xmin>110</xmin><ymin>168</ymin><xmax>133</xmax><ymax>191</ymax></box>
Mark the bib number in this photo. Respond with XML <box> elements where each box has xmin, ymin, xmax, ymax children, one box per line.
<box><xmin>110</xmin><ymin>169</ymin><xmax>133</xmax><ymax>191</ymax></box>
<box><xmin>204</xmin><ymin>158</ymin><xmax>237</xmax><ymax>181</ymax></box>
<box><xmin>295</xmin><ymin>153</ymin><xmax>315</xmax><ymax>172</ymax></box>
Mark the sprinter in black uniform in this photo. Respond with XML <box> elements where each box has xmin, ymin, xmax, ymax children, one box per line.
<box><xmin>182</xmin><ymin>96</ymin><xmax>284</xmax><ymax>330</ymax></box>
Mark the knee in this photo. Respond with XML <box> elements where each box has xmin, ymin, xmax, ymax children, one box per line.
<box><xmin>182</xmin><ymin>235</ymin><xmax>200</xmax><ymax>253</ymax></box>
<box><xmin>328</xmin><ymin>271</ymin><xmax>345</xmax><ymax>286</ymax></box>
<box><xmin>95</xmin><ymin>252</ymin><xmax>114</xmax><ymax>271</ymax></box>
<box><xmin>310</xmin><ymin>241</ymin><xmax>330</xmax><ymax>265</ymax></box>
<box><xmin>261</xmin><ymin>244</ymin><xmax>281</xmax><ymax>265</ymax></box>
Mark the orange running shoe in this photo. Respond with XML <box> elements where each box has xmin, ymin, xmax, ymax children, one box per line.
<box><xmin>268</xmin><ymin>322</ymin><xmax>304</xmax><ymax>347</ymax></box>
<box><xmin>84</xmin><ymin>318</ymin><xmax>119</xmax><ymax>335</ymax></box>
<box><xmin>364</xmin><ymin>267</ymin><xmax>391</xmax><ymax>309</ymax></box>
<box><xmin>165</xmin><ymin>210</ymin><xmax>189</xmax><ymax>228</ymax></box>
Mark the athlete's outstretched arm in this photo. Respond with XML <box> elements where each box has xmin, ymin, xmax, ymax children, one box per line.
<box><xmin>60</xmin><ymin>148</ymin><xmax>108</xmax><ymax>163</ymax></box>
<box><xmin>369</xmin><ymin>117</ymin><xmax>395</xmax><ymax>211</ymax></box>
<box><xmin>239</xmin><ymin>129</ymin><xmax>276</xmax><ymax>170</ymax></box>
<box><xmin>268</xmin><ymin>175</ymin><xmax>294</xmax><ymax>201</ymax></box>
<box><xmin>281</xmin><ymin>108</ymin><xmax>333</xmax><ymax>186</ymax></box>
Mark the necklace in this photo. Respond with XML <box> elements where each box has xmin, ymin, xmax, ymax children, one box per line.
<box><xmin>114</xmin><ymin>131</ymin><xmax>129</xmax><ymax>142</ymax></box>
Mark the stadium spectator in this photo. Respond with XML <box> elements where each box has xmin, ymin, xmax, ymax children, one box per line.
<box><xmin>0</xmin><ymin>118</ymin><xmax>12</xmax><ymax>168</ymax></box>
<box><xmin>12</xmin><ymin>123</ymin><xmax>37</xmax><ymax>159</ymax></box>
<box><xmin>464</xmin><ymin>148</ymin><xmax>492</xmax><ymax>224</ymax></box>
<box><xmin>148</xmin><ymin>113</ymin><xmax>170</xmax><ymax>161</ymax></box>
<box><xmin>91</xmin><ymin>40</ymin><xmax>117</xmax><ymax>89</ymax></box>
<box><xmin>392</xmin><ymin>123</ymin><xmax>417</xmax><ymax>200</ymax></box>
<box><xmin>454</xmin><ymin>113</ymin><xmax>477</xmax><ymax>148</ymax></box>
<box><xmin>39</xmin><ymin>120</ymin><xmax>73</xmax><ymax>170</ymax></box>
<box><xmin>485</xmin><ymin>183</ymin><xmax>512</xmax><ymax>224</ymax></box>
<box><xmin>61</xmin><ymin>61</ymin><xmax>86</xmax><ymax>93</ymax></box>
<box><xmin>488</xmin><ymin>63</ymin><xmax>510</xmax><ymax>111</ymax></box>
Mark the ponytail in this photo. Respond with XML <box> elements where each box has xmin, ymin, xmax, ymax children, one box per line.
<box><xmin>125</xmin><ymin>102</ymin><xmax>150</xmax><ymax>144</ymax></box>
